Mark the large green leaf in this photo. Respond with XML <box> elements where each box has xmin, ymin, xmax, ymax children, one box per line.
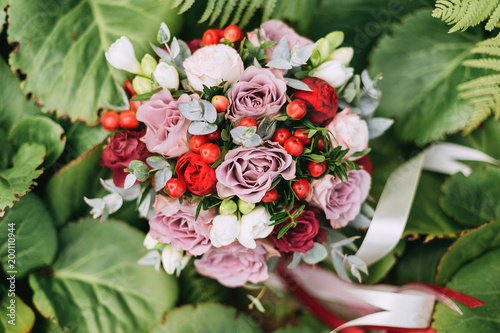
<box><xmin>178</xmin><ymin>261</ymin><xmax>228</xmax><ymax>305</ymax></box>
<box><xmin>8</xmin><ymin>0</ymin><xmax>182</xmax><ymax>124</ymax></box>
<box><xmin>432</xmin><ymin>247</ymin><xmax>500</xmax><ymax>332</ymax></box>
<box><xmin>437</xmin><ymin>221</ymin><xmax>500</xmax><ymax>285</ymax></box>
<box><xmin>151</xmin><ymin>303</ymin><xmax>261</xmax><ymax>333</ymax></box>
<box><xmin>370</xmin><ymin>10</ymin><xmax>484</xmax><ymax>144</ymax></box>
<box><xmin>0</xmin><ymin>287</ymin><xmax>36</xmax><ymax>333</ymax></box>
<box><xmin>8</xmin><ymin>116</ymin><xmax>66</xmax><ymax>168</ymax></box>
<box><xmin>0</xmin><ymin>57</ymin><xmax>40</xmax><ymax>132</ymax></box>
<box><xmin>62</xmin><ymin>120</ymin><xmax>109</xmax><ymax>157</ymax></box>
<box><xmin>404</xmin><ymin>172</ymin><xmax>468</xmax><ymax>239</ymax></box>
<box><xmin>448</xmin><ymin>118</ymin><xmax>500</xmax><ymax>160</ymax></box>
<box><xmin>0</xmin><ymin>143</ymin><xmax>45</xmax><ymax>216</ymax></box>
<box><xmin>0</xmin><ymin>0</ymin><xmax>7</xmax><ymax>31</ymax></box>
<box><xmin>0</xmin><ymin>193</ymin><xmax>57</xmax><ymax>278</ymax></box>
<box><xmin>30</xmin><ymin>219</ymin><xmax>178</xmax><ymax>333</ymax></box>
<box><xmin>45</xmin><ymin>144</ymin><xmax>107</xmax><ymax>227</ymax></box>
<box><xmin>440</xmin><ymin>168</ymin><xmax>500</xmax><ymax>227</ymax></box>
<box><xmin>309</xmin><ymin>0</ymin><xmax>434</xmax><ymax>70</ymax></box>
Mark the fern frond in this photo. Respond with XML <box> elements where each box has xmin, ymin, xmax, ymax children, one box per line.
<box><xmin>458</xmin><ymin>86</ymin><xmax>500</xmax><ymax>98</ymax></box>
<box><xmin>177</xmin><ymin>0</ymin><xmax>196</xmax><ymax>14</ymax></box>
<box><xmin>262</xmin><ymin>0</ymin><xmax>278</xmax><ymax>22</ymax></box>
<box><xmin>463</xmin><ymin>106</ymin><xmax>492</xmax><ymax>134</ymax></box>
<box><xmin>458</xmin><ymin>74</ymin><xmax>500</xmax><ymax>89</ymax></box>
<box><xmin>471</xmin><ymin>46</ymin><xmax>500</xmax><ymax>56</ymax></box>
<box><xmin>171</xmin><ymin>0</ymin><xmax>184</xmax><ymax>9</ymax></box>
<box><xmin>209</xmin><ymin>0</ymin><xmax>227</xmax><ymax>25</ymax></box>
<box><xmin>433</xmin><ymin>0</ymin><xmax>500</xmax><ymax>32</ymax></box>
<box><xmin>462</xmin><ymin>59</ymin><xmax>500</xmax><ymax>71</ymax></box>
<box><xmin>199</xmin><ymin>0</ymin><xmax>217</xmax><ymax>23</ymax></box>
<box><xmin>230</xmin><ymin>0</ymin><xmax>251</xmax><ymax>26</ymax></box>
<box><xmin>219</xmin><ymin>0</ymin><xmax>237</xmax><ymax>26</ymax></box>
<box><xmin>240</xmin><ymin>0</ymin><xmax>263</xmax><ymax>28</ymax></box>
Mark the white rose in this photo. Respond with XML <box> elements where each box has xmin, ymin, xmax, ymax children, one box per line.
<box><xmin>161</xmin><ymin>244</ymin><xmax>191</xmax><ymax>276</ymax></box>
<box><xmin>238</xmin><ymin>206</ymin><xmax>273</xmax><ymax>249</ymax></box>
<box><xmin>312</xmin><ymin>60</ymin><xmax>353</xmax><ymax>88</ymax></box>
<box><xmin>327</xmin><ymin>108</ymin><xmax>369</xmax><ymax>160</ymax></box>
<box><xmin>327</xmin><ymin>47</ymin><xmax>354</xmax><ymax>66</ymax></box>
<box><xmin>183</xmin><ymin>44</ymin><xmax>244</xmax><ymax>91</ymax></box>
<box><xmin>105</xmin><ymin>36</ymin><xmax>142</xmax><ymax>74</ymax></box>
<box><xmin>210</xmin><ymin>214</ymin><xmax>240</xmax><ymax>247</ymax></box>
<box><xmin>153</xmin><ymin>62</ymin><xmax>179</xmax><ymax>90</ymax></box>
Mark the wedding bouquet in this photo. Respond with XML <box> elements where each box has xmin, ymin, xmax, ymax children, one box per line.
<box><xmin>86</xmin><ymin>20</ymin><xmax>392</xmax><ymax>289</ymax></box>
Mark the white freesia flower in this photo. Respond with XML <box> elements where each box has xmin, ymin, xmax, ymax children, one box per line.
<box><xmin>210</xmin><ymin>214</ymin><xmax>240</xmax><ymax>247</ymax></box>
<box><xmin>143</xmin><ymin>233</ymin><xmax>159</xmax><ymax>250</ymax></box>
<box><xmin>238</xmin><ymin>206</ymin><xmax>273</xmax><ymax>249</ymax></box>
<box><xmin>312</xmin><ymin>60</ymin><xmax>354</xmax><ymax>88</ymax></box>
<box><xmin>161</xmin><ymin>244</ymin><xmax>191</xmax><ymax>276</ymax></box>
<box><xmin>153</xmin><ymin>62</ymin><xmax>179</xmax><ymax>90</ymax></box>
<box><xmin>327</xmin><ymin>47</ymin><xmax>354</xmax><ymax>66</ymax></box>
<box><xmin>105</xmin><ymin>36</ymin><xmax>142</xmax><ymax>74</ymax></box>
<box><xmin>327</xmin><ymin>108</ymin><xmax>369</xmax><ymax>160</ymax></box>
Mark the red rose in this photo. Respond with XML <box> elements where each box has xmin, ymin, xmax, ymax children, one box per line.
<box><xmin>100</xmin><ymin>130</ymin><xmax>149</xmax><ymax>187</ymax></box>
<box><xmin>293</xmin><ymin>77</ymin><xmax>338</xmax><ymax>126</ymax></box>
<box><xmin>271</xmin><ymin>209</ymin><xmax>320</xmax><ymax>253</ymax></box>
<box><xmin>175</xmin><ymin>152</ymin><xmax>217</xmax><ymax>196</ymax></box>
<box><xmin>186</xmin><ymin>39</ymin><xmax>203</xmax><ymax>53</ymax></box>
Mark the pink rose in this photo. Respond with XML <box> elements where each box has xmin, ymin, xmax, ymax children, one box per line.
<box><xmin>327</xmin><ymin>108</ymin><xmax>369</xmax><ymax>160</ymax></box>
<box><xmin>194</xmin><ymin>242</ymin><xmax>269</xmax><ymax>287</ymax></box>
<box><xmin>309</xmin><ymin>170</ymin><xmax>370</xmax><ymax>228</ymax></box>
<box><xmin>149</xmin><ymin>195</ymin><xmax>215</xmax><ymax>255</ymax></box>
<box><xmin>227</xmin><ymin>66</ymin><xmax>287</xmax><ymax>122</ymax></box>
<box><xmin>216</xmin><ymin>144</ymin><xmax>296</xmax><ymax>203</ymax></box>
<box><xmin>136</xmin><ymin>90</ymin><xmax>199</xmax><ymax>157</ymax></box>
<box><xmin>247</xmin><ymin>20</ymin><xmax>313</xmax><ymax>62</ymax></box>
<box><xmin>183</xmin><ymin>44</ymin><xmax>244</xmax><ymax>91</ymax></box>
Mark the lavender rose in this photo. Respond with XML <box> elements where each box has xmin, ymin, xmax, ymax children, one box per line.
<box><xmin>216</xmin><ymin>144</ymin><xmax>296</xmax><ymax>203</ymax></box>
<box><xmin>149</xmin><ymin>195</ymin><xmax>215</xmax><ymax>256</ymax></box>
<box><xmin>247</xmin><ymin>20</ymin><xmax>313</xmax><ymax>61</ymax></box>
<box><xmin>183</xmin><ymin>44</ymin><xmax>244</xmax><ymax>91</ymax></box>
<box><xmin>227</xmin><ymin>66</ymin><xmax>287</xmax><ymax>122</ymax></box>
<box><xmin>309</xmin><ymin>170</ymin><xmax>370</xmax><ymax>228</ymax></box>
<box><xmin>136</xmin><ymin>90</ymin><xmax>199</xmax><ymax>157</ymax></box>
<box><xmin>194</xmin><ymin>242</ymin><xmax>269</xmax><ymax>287</ymax></box>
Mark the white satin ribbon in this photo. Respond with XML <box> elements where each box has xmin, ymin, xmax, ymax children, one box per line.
<box><xmin>355</xmin><ymin>143</ymin><xmax>498</xmax><ymax>266</ymax></box>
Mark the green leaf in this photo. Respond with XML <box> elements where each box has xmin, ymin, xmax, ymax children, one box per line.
<box><xmin>0</xmin><ymin>57</ymin><xmax>40</xmax><ymax>132</ymax></box>
<box><xmin>0</xmin><ymin>143</ymin><xmax>46</xmax><ymax>216</ymax></box>
<box><xmin>8</xmin><ymin>116</ymin><xmax>66</xmax><ymax>167</ymax></box>
<box><xmin>437</xmin><ymin>220</ymin><xmax>500</xmax><ymax>285</ymax></box>
<box><xmin>8</xmin><ymin>0</ymin><xmax>182</xmax><ymax>124</ymax></box>
<box><xmin>404</xmin><ymin>172</ymin><xmax>469</xmax><ymax>240</ymax></box>
<box><xmin>0</xmin><ymin>193</ymin><xmax>57</xmax><ymax>278</ymax></box>
<box><xmin>62</xmin><ymin>119</ymin><xmax>109</xmax><ymax>156</ymax></box>
<box><xmin>432</xmin><ymin>247</ymin><xmax>500</xmax><ymax>332</ymax></box>
<box><xmin>178</xmin><ymin>262</ymin><xmax>227</xmax><ymax>305</ymax></box>
<box><xmin>45</xmin><ymin>144</ymin><xmax>108</xmax><ymax>227</ymax></box>
<box><xmin>0</xmin><ymin>286</ymin><xmax>35</xmax><ymax>333</ymax></box>
<box><xmin>309</xmin><ymin>0</ymin><xmax>433</xmax><ymax>70</ymax></box>
<box><xmin>362</xmin><ymin>239</ymin><xmax>406</xmax><ymax>284</ymax></box>
<box><xmin>440</xmin><ymin>168</ymin><xmax>500</xmax><ymax>226</ymax></box>
<box><xmin>0</xmin><ymin>0</ymin><xmax>7</xmax><ymax>29</ymax></box>
<box><xmin>151</xmin><ymin>303</ymin><xmax>261</xmax><ymax>333</ymax></box>
<box><xmin>30</xmin><ymin>219</ymin><xmax>178</xmax><ymax>332</ymax></box>
<box><xmin>448</xmin><ymin>118</ymin><xmax>500</xmax><ymax>159</ymax></box>
<box><xmin>370</xmin><ymin>10</ymin><xmax>485</xmax><ymax>144</ymax></box>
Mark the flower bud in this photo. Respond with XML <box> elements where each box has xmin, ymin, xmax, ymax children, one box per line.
<box><xmin>161</xmin><ymin>244</ymin><xmax>191</xmax><ymax>276</ymax></box>
<box><xmin>312</xmin><ymin>60</ymin><xmax>353</xmax><ymax>88</ymax></box>
<box><xmin>327</xmin><ymin>47</ymin><xmax>354</xmax><ymax>66</ymax></box>
<box><xmin>153</xmin><ymin>62</ymin><xmax>179</xmax><ymax>90</ymax></box>
<box><xmin>143</xmin><ymin>233</ymin><xmax>159</xmax><ymax>250</ymax></box>
<box><xmin>237</xmin><ymin>199</ymin><xmax>255</xmax><ymax>215</ymax></box>
<box><xmin>219</xmin><ymin>198</ymin><xmax>237</xmax><ymax>215</ymax></box>
<box><xmin>310</xmin><ymin>38</ymin><xmax>330</xmax><ymax>67</ymax></box>
<box><xmin>132</xmin><ymin>76</ymin><xmax>151</xmax><ymax>95</ymax></box>
<box><xmin>324</xmin><ymin>31</ymin><xmax>344</xmax><ymax>52</ymax></box>
<box><xmin>238</xmin><ymin>206</ymin><xmax>273</xmax><ymax>249</ymax></box>
<box><xmin>141</xmin><ymin>54</ymin><xmax>158</xmax><ymax>77</ymax></box>
<box><xmin>105</xmin><ymin>36</ymin><xmax>143</xmax><ymax>74</ymax></box>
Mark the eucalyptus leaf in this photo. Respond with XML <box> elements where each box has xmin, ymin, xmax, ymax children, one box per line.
<box><xmin>124</xmin><ymin>173</ymin><xmax>137</xmax><ymax>190</ymax></box>
<box><xmin>267</xmin><ymin>58</ymin><xmax>292</xmax><ymax>70</ymax></box>
<box><xmin>303</xmin><ymin>243</ymin><xmax>328</xmax><ymax>264</ymax></box>
<box><xmin>189</xmin><ymin>121</ymin><xmax>218</xmax><ymax>135</ymax></box>
<box><xmin>150</xmin><ymin>42</ymin><xmax>171</xmax><ymax>60</ymax></box>
<box><xmin>179</xmin><ymin>100</ymin><xmax>204</xmax><ymax>121</ymax></box>
<box><xmin>173</xmin><ymin>40</ymin><xmax>191</xmax><ymax>74</ymax></box>
<box><xmin>157</xmin><ymin>22</ymin><xmax>171</xmax><ymax>44</ymax></box>
<box><xmin>154</xmin><ymin>167</ymin><xmax>173</xmax><ymax>191</ymax></box>
<box><xmin>272</xmin><ymin>36</ymin><xmax>291</xmax><ymax>61</ymax></box>
<box><xmin>170</xmin><ymin>37</ymin><xmax>180</xmax><ymax>58</ymax></box>
<box><xmin>200</xmin><ymin>100</ymin><xmax>217</xmax><ymax>123</ymax></box>
<box><xmin>367</xmin><ymin>117</ymin><xmax>394</xmax><ymax>140</ymax></box>
<box><xmin>359</xmin><ymin>94</ymin><xmax>379</xmax><ymax>116</ymax></box>
<box><xmin>286</xmin><ymin>78</ymin><xmax>312</xmax><ymax>91</ymax></box>
<box><xmin>146</xmin><ymin>155</ymin><xmax>170</xmax><ymax>169</ymax></box>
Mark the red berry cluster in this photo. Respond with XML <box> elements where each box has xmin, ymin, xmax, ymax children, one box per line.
<box><xmin>202</xmin><ymin>25</ymin><xmax>244</xmax><ymax>46</ymax></box>
<box><xmin>101</xmin><ymin>79</ymin><xmax>140</xmax><ymax>131</ymax></box>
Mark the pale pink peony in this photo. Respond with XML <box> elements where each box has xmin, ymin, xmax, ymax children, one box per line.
<box><xmin>309</xmin><ymin>170</ymin><xmax>370</xmax><ymax>228</ymax></box>
<box><xmin>148</xmin><ymin>195</ymin><xmax>216</xmax><ymax>256</ymax></box>
<box><xmin>216</xmin><ymin>144</ymin><xmax>296</xmax><ymax>203</ymax></box>
<box><xmin>247</xmin><ymin>20</ymin><xmax>313</xmax><ymax>61</ymax></box>
<box><xmin>183</xmin><ymin>44</ymin><xmax>244</xmax><ymax>91</ymax></box>
<box><xmin>227</xmin><ymin>66</ymin><xmax>287</xmax><ymax>122</ymax></box>
<box><xmin>327</xmin><ymin>108</ymin><xmax>369</xmax><ymax>160</ymax></box>
<box><xmin>136</xmin><ymin>90</ymin><xmax>198</xmax><ymax>157</ymax></box>
<box><xmin>194</xmin><ymin>241</ymin><xmax>269</xmax><ymax>287</ymax></box>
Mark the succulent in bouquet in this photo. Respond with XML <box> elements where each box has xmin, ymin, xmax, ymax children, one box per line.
<box><xmin>86</xmin><ymin>20</ymin><xmax>393</xmax><ymax>290</ymax></box>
